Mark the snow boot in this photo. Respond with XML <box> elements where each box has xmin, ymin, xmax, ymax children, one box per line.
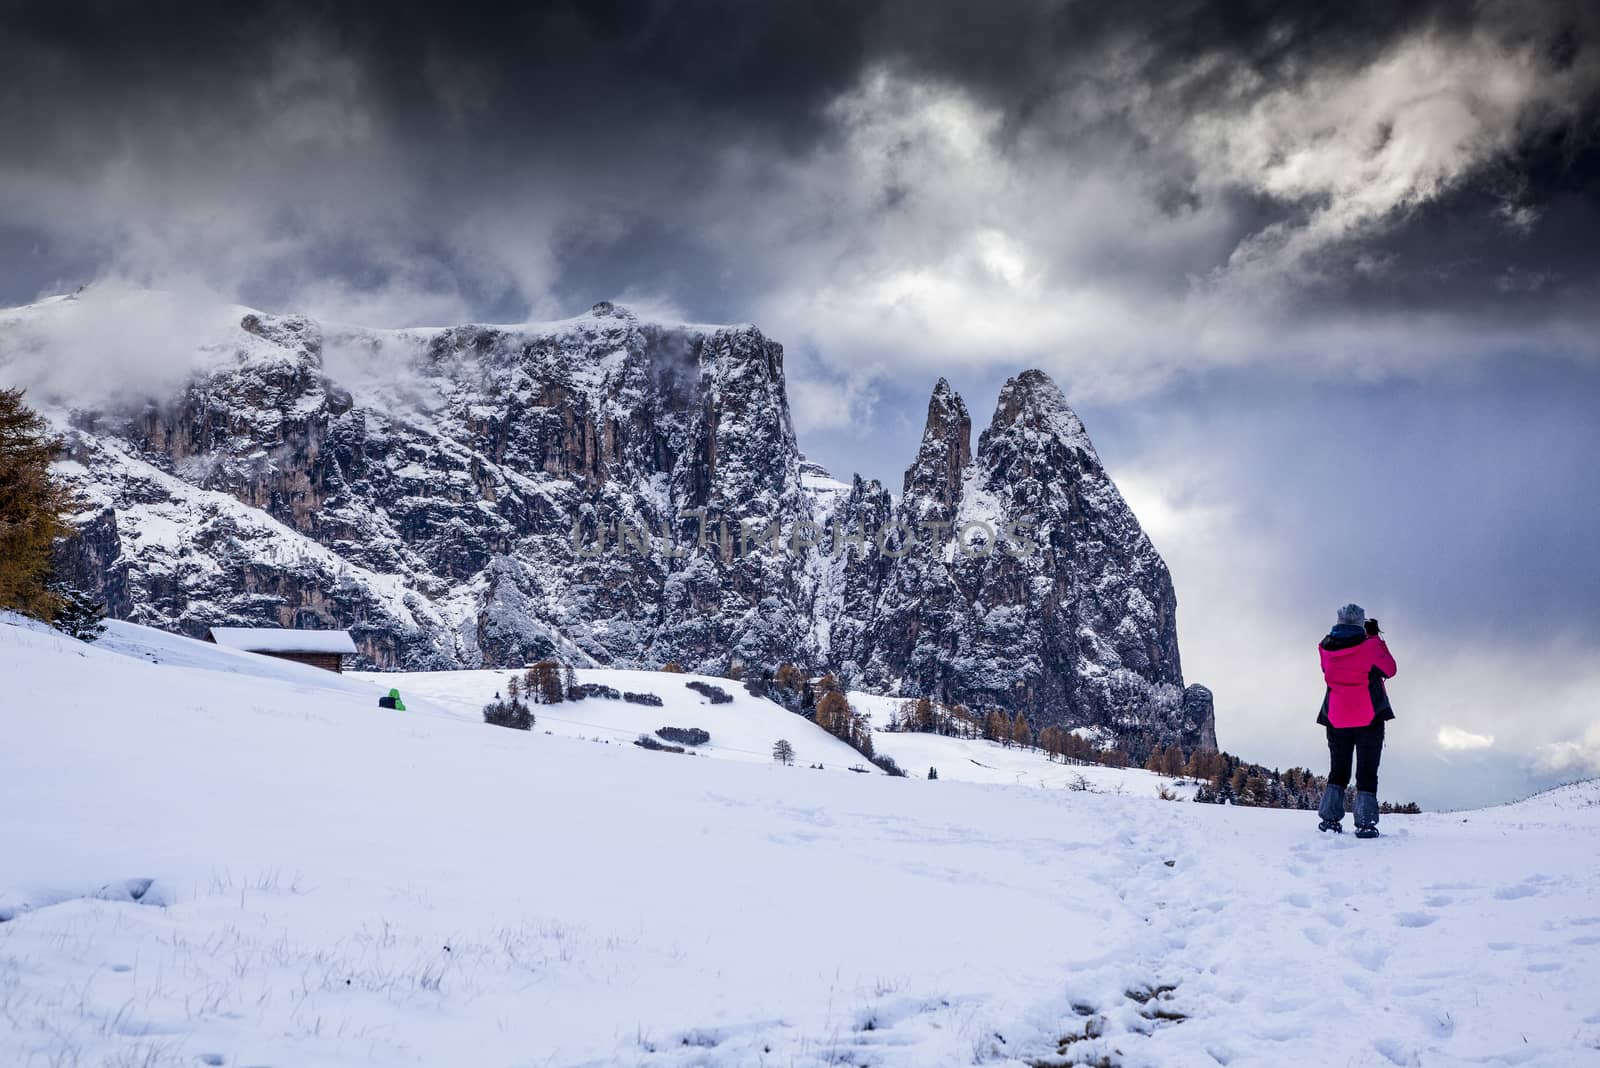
<box><xmin>1354</xmin><ymin>791</ymin><xmax>1380</xmax><ymax>839</ymax></box>
<box><xmin>1317</xmin><ymin>784</ymin><xmax>1346</xmax><ymax>833</ymax></box>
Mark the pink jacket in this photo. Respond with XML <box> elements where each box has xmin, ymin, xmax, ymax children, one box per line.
<box><xmin>1319</xmin><ymin>636</ymin><xmax>1397</xmax><ymax>728</ymax></box>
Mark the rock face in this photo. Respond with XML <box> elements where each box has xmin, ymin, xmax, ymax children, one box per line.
<box><xmin>815</xmin><ymin>371</ymin><xmax>1215</xmax><ymax>754</ymax></box>
<box><xmin>11</xmin><ymin>290</ymin><xmax>1216</xmax><ymax>754</ymax></box>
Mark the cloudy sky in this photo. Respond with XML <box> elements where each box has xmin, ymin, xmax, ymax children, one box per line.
<box><xmin>3</xmin><ymin>1</ymin><xmax>1598</xmax><ymax>807</ymax></box>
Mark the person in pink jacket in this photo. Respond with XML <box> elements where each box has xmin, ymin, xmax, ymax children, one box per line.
<box><xmin>1316</xmin><ymin>603</ymin><xmax>1397</xmax><ymax>838</ymax></box>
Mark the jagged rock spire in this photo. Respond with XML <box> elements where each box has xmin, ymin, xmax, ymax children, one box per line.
<box><xmin>902</xmin><ymin>377</ymin><xmax>971</xmax><ymax>517</ymax></box>
<box><xmin>984</xmin><ymin>368</ymin><xmax>1097</xmax><ymax>462</ymax></box>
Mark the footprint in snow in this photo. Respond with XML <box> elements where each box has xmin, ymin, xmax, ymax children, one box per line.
<box><xmin>1390</xmin><ymin>983</ymin><xmax>1437</xmax><ymax>998</ymax></box>
<box><xmin>1349</xmin><ymin>944</ymin><xmax>1392</xmax><ymax>972</ymax></box>
<box><xmin>1416</xmin><ymin>1006</ymin><xmax>1456</xmax><ymax>1040</ymax></box>
<box><xmin>1372</xmin><ymin>1037</ymin><xmax>1420</xmax><ymax>1065</ymax></box>
<box><xmin>1494</xmin><ymin>884</ymin><xmax>1540</xmax><ymax>901</ymax></box>
<box><xmin>1394</xmin><ymin>911</ymin><xmax>1437</xmax><ymax>928</ymax></box>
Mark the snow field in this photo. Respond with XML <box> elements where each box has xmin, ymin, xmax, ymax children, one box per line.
<box><xmin>850</xmin><ymin>692</ymin><xmax>1195</xmax><ymax>796</ymax></box>
<box><xmin>363</xmin><ymin>667</ymin><xmax>877</xmax><ymax>771</ymax></box>
<box><xmin>2</xmin><ymin>616</ymin><xmax>1597</xmax><ymax>1067</ymax></box>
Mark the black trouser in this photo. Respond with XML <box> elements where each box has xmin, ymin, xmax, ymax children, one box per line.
<box><xmin>1326</xmin><ymin>720</ymin><xmax>1384</xmax><ymax>793</ymax></box>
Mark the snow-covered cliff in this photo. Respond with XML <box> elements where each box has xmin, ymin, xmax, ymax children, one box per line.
<box><xmin>4</xmin><ymin>288</ymin><xmax>1215</xmax><ymax>752</ymax></box>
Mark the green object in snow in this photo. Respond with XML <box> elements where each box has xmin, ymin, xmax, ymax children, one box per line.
<box><xmin>389</xmin><ymin>687</ymin><xmax>406</xmax><ymax>711</ymax></box>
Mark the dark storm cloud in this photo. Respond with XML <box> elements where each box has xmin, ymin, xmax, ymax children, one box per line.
<box><xmin>4</xmin><ymin>0</ymin><xmax>1600</xmax><ymax>805</ymax></box>
<box><xmin>3</xmin><ymin>0</ymin><xmax>1597</xmax><ymax>328</ymax></box>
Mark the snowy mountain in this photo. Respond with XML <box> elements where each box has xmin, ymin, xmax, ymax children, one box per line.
<box><xmin>4</xmin><ymin>287</ymin><xmax>1214</xmax><ymax>753</ymax></box>
<box><xmin>4</xmin><ymin>612</ymin><xmax>1597</xmax><ymax>1067</ymax></box>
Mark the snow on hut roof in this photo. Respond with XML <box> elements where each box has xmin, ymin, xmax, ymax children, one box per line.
<box><xmin>208</xmin><ymin>627</ymin><xmax>358</xmax><ymax>655</ymax></box>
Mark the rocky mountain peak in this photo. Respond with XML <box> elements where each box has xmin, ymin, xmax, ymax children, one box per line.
<box><xmin>985</xmin><ymin>368</ymin><xmax>1097</xmax><ymax>462</ymax></box>
<box><xmin>20</xmin><ymin>291</ymin><xmax>1215</xmax><ymax>757</ymax></box>
<box><xmin>587</xmin><ymin>300</ymin><xmax>633</xmax><ymax>319</ymax></box>
<box><xmin>902</xmin><ymin>377</ymin><xmax>972</xmax><ymax>516</ymax></box>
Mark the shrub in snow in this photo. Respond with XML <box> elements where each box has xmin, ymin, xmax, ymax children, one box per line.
<box><xmin>685</xmin><ymin>680</ymin><xmax>732</xmax><ymax>704</ymax></box>
<box><xmin>573</xmin><ymin>682</ymin><xmax>621</xmax><ymax>700</ymax></box>
<box><xmin>742</xmin><ymin>671</ymin><xmax>770</xmax><ymax>699</ymax></box>
<box><xmin>871</xmin><ymin>754</ymin><xmax>906</xmax><ymax>777</ymax></box>
<box><xmin>483</xmin><ymin>698</ymin><xmax>534</xmax><ymax>731</ymax></box>
<box><xmin>656</xmin><ymin>726</ymin><xmax>710</xmax><ymax>747</ymax></box>
<box><xmin>623</xmin><ymin>691</ymin><xmax>664</xmax><ymax>707</ymax></box>
<box><xmin>633</xmin><ymin>734</ymin><xmax>684</xmax><ymax>754</ymax></box>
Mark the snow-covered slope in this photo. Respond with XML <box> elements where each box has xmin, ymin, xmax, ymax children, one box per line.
<box><xmin>851</xmin><ymin>690</ymin><xmax>1197</xmax><ymax>794</ymax></box>
<box><xmin>361</xmin><ymin>666</ymin><xmax>877</xmax><ymax>771</ymax></box>
<box><xmin>872</xmin><ymin>730</ymin><xmax>1197</xmax><ymax>795</ymax></box>
<box><xmin>4</xmin><ymin>618</ymin><xmax>1598</xmax><ymax>1067</ymax></box>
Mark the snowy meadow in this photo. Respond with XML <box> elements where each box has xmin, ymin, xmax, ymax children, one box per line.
<box><xmin>2</xmin><ymin>615</ymin><xmax>1598</xmax><ymax>1067</ymax></box>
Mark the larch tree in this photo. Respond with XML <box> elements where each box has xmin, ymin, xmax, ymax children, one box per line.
<box><xmin>0</xmin><ymin>388</ymin><xmax>74</xmax><ymax>619</ymax></box>
<box><xmin>814</xmin><ymin>689</ymin><xmax>850</xmax><ymax>735</ymax></box>
<box><xmin>1010</xmin><ymin>712</ymin><xmax>1033</xmax><ymax>749</ymax></box>
<box><xmin>1161</xmin><ymin>746</ymin><xmax>1186</xmax><ymax>777</ymax></box>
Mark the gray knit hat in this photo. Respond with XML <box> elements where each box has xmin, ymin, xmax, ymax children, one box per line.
<box><xmin>1336</xmin><ymin>603</ymin><xmax>1366</xmax><ymax>626</ymax></box>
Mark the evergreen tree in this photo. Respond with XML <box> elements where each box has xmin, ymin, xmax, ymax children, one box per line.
<box><xmin>928</xmin><ymin>766</ymin><xmax>938</xmax><ymax>780</ymax></box>
<box><xmin>483</xmin><ymin>693</ymin><xmax>534</xmax><ymax>730</ymax></box>
<box><xmin>48</xmin><ymin>580</ymin><xmax>105</xmax><ymax>641</ymax></box>
<box><xmin>0</xmin><ymin>389</ymin><xmax>74</xmax><ymax>619</ymax></box>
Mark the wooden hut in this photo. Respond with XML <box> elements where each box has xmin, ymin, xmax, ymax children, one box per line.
<box><xmin>206</xmin><ymin>627</ymin><xmax>358</xmax><ymax>673</ymax></box>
